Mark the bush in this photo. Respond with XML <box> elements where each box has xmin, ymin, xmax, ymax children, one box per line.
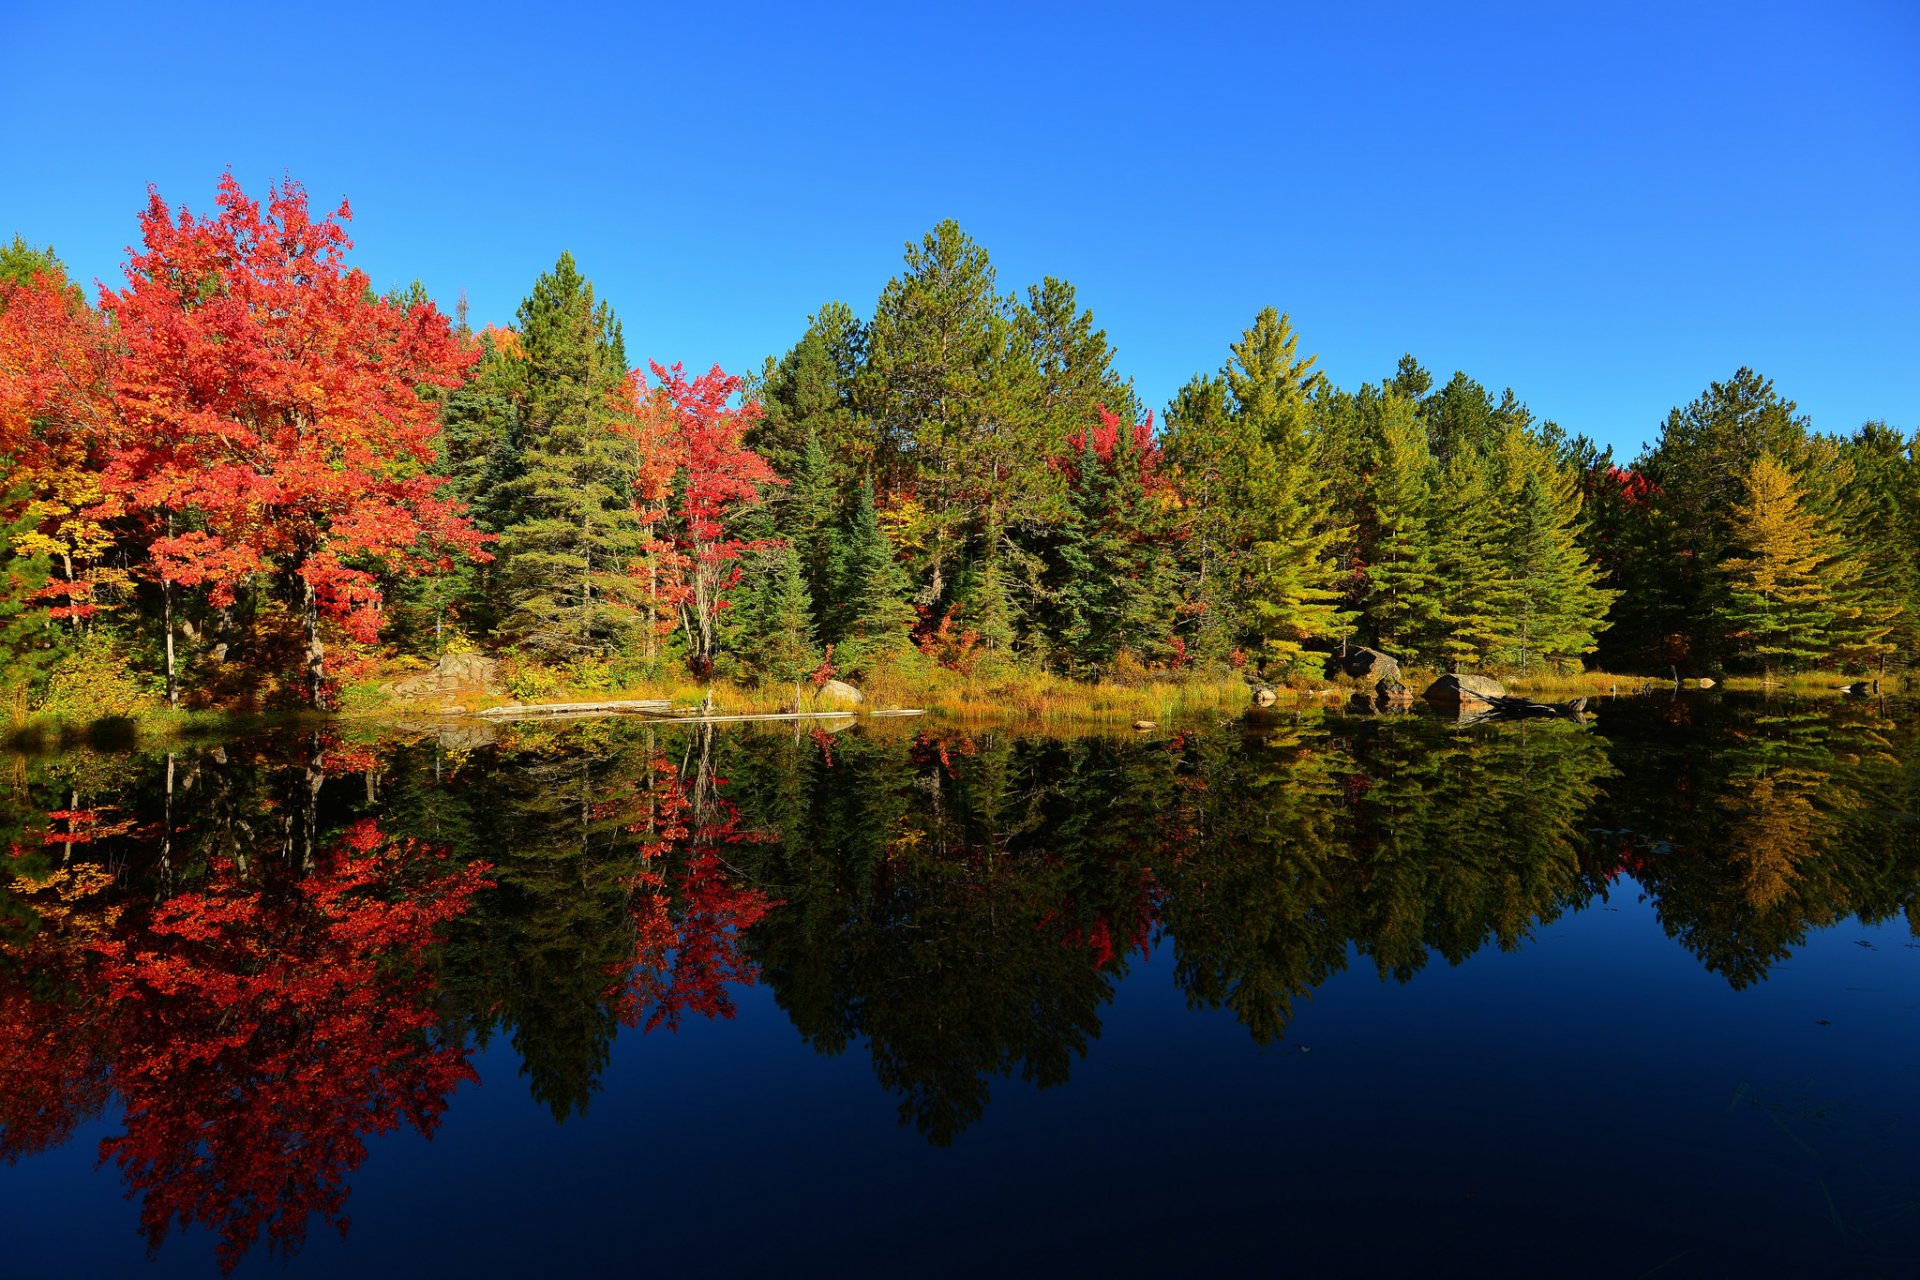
<box><xmin>36</xmin><ymin>634</ymin><xmax>164</xmax><ymax>723</ymax></box>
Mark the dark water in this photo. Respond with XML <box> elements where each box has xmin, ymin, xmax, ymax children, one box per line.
<box><xmin>1</xmin><ymin>695</ymin><xmax>1917</xmax><ymax>1278</ymax></box>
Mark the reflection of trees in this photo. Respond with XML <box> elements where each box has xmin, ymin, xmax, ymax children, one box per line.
<box><xmin>1159</xmin><ymin>716</ymin><xmax>1614</xmax><ymax>1043</ymax></box>
<box><xmin>95</xmin><ymin>818</ymin><xmax>487</xmax><ymax>1271</ymax></box>
<box><xmin>6</xmin><ymin>694</ymin><xmax>1920</xmax><ymax>1248</ymax></box>
<box><xmin>418</xmin><ymin>722</ymin><xmax>778</xmax><ymax>1121</ymax></box>
<box><xmin>730</xmin><ymin>730</ymin><xmax>1170</xmax><ymax>1146</ymax></box>
<box><xmin>1605</xmin><ymin>698</ymin><xmax>1920</xmax><ymax>988</ymax></box>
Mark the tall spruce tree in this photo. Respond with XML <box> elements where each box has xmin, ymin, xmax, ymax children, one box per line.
<box><xmin>496</xmin><ymin>253</ymin><xmax>644</xmax><ymax>657</ymax></box>
<box><xmin>1491</xmin><ymin>434</ymin><xmax>1616</xmax><ymax>672</ymax></box>
<box><xmin>751</xmin><ymin>301</ymin><xmax>869</xmax><ymax>483</ymax></box>
<box><xmin>834</xmin><ymin>478</ymin><xmax>917</xmax><ymax>666</ymax></box>
<box><xmin>1221</xmin><ymin>308</ymin><xmax>1348</xmax><ymax>669</ymax></box>
<box><xmin>730</xmin><ymin>542</ymin><xmax>818</xmax><ymax>686</ymax></box>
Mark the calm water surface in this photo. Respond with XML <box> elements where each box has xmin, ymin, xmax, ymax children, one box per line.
<box><xmin>1</xmin><ymin>695</ymin><xmax>1917</xmax><ymax>1277</ymax></box>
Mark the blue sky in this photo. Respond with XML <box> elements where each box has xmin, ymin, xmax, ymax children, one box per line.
<box><xmin>2</xmin><ymin>0</ymin><xmax>1913</xmax><ymax>458</ymax></box>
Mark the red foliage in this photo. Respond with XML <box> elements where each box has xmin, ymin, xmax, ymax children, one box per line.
<box><xmin>914</xmin><ymin>603</ymin><xmax>983</xmax><ymax>674</ymax></box>
<box><xmin>98</xmin><ymin>174</ymin><xmax>487</xmax><ymax>678</ymax></box>
<box><xmin>1055</xmin><ymin>404</ymin><xmax>1165</xmax><ymax>489</ymax></box>
<box><xmin>90</xmin><ymin>819</ymin><xmax>490</xmax><ymax>1271</ymax></box>
<box><xmin>614</xmin><ymin>755</ymin><xmax>778</xmax><ymax>1033</ymax></box>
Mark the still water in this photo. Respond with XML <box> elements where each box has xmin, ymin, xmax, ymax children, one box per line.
<box><xmin>1</xmin><ymin>695</ymin><xmax>1916</xmax><ymax>1277</ymax></box>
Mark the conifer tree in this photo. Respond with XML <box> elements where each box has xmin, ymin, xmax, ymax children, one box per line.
<box><xmin>750</xmin><ymin>301</ymin><xmax>869</xmax><ymax>483</ymax></box>
<box><xmin>1360</xmin><ymin>391</ymin><xmax>1442</xmax><ymax>660</ymax></box>
<box><xmin>770</xmin><ymin>427</ymin><xmax>842</xmax><ymax>628</ymax></box>
<box><xmin>1493</xmin><ymin>445</ymin><xmax>1615</xmax><ymax>672</ymax></box>
<box><xmin>1828</xmin><ymin>422</ymin><xmax>1915</xmax><ymax>673</ymax></box>
<box><xmin>1716</xmin><ymin>455</ymin><xmax>1836</xmax><ymax>677</ymax></box>
<box><xmin>496</xmin><ymin>254</ymin><xmax>643</xmax><ymax>657</ymax></box>
<box><xmin>730</xmin><ymin>542</ymin><xmax>818</xmax><ymax>685</ymax></box>
<box><xmin>834</xmin><ymin>478</ymin><xmax>917</xmax><ymax>666</ymax></box>
<box><xmin>1163</xmin><ymin>373</ymin><xmax>1252</xmax><ymax>664</ymax></box>
<box><xmin>1220</xmin><ymin>309</ymin><xmax>1348</xmax><ymax>669</ymax></box>
<box><xmin>1428</xmin><ymin>450</ymin><xmax>1509</xmax><ymax>669</ymax></box>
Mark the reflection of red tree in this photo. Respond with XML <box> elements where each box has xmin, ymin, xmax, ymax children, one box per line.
<box><xmin>91</xmin><ymin>819</ymin><xmax>488</xmax><ymax>1271</ymax></box>
<box><xmin>614</xmin><ymin>756</ymin><xmax>777</xmax><ymax>1033</ymax></box>
<box><xmin>0</xmin><ymin>860</ymin><xmax>121</xmax><ymax>1164</ymax></box>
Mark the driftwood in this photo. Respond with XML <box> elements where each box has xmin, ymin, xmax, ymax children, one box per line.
<box><xmin>476</xmin><ymin>699</ymin><xmax>672</xmax><ymax>720</ymax></box>
<box><xmin>1474</xmin><ymin>694</ymin><xmax>1588</xmax><ymax>723</ymax></box>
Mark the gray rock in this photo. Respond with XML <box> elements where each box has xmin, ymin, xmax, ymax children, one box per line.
<box><xmin>1422</xmin><ymin>673</ymin><xmax>1507</xmax><ymax>708</ymax></box>
<box><xmin>1251</xmin><ymin>686</ymin><xmax>1278</xmax><ymax>708</ymax></box>
<box><xmin>1331</xmin><ymin>646</ymin><xmax>1401</xmax><ymax>682</ymax></box>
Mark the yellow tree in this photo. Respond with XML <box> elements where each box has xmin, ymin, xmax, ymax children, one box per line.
<box><xmin>1715</xmin><ymin>455</ymin><xmax>1835</xmax><ymax>677</ymax></box>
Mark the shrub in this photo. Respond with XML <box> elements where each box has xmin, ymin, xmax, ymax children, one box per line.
<box><xmin>36</xmin><ymin>633</ymin><xmax>164</xmax><ymax>723</ymax></box>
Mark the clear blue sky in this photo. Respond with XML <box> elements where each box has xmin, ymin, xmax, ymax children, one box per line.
<box><xmin>3</xmin><ymin>0</ymin><xmax>1913</xmax><ymax>458</ymax></box>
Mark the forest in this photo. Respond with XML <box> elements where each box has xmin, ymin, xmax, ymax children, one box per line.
<box><xmin>1</xmin><ymin>173</ymin><xmax>1914</xmax><ymax>719</ymax></box>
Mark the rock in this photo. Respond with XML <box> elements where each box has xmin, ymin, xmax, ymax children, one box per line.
<box><xmin>1696</xmin><ymin>677</ymin><xmax>1716</xmax><ymax>689</ymax></box>
<box><xmin>384</xmin><ymin>651</ymin><xmax>499</xmax><ymax>701</ymax></box>
<box><xmin>1330</xmin><ymin>646</ymin><xmax>1400</xmax><ymax>682</ymax></box>
<box><xmin>1422</xmin><ymin>673</ymin><xmax>1507</xmax><ymax>708</ymax></box>
<box><xmin>1133</xmin><ymin>720</ymin><xmax>1157</xmax><ymax>730</ymax></box>
<box><xmin>1375</xmin><ymin>676</ymin><xmax>1414</xmax><ymax>707</ymax></box>
<box><xmin>817</xmin><ymin>679</ymin><xmax>864</xmax><ymax>707</ymax></box>
<box><xmin>1251</xmin><ymin>686</ymin><xmax>1278</xmax><ymax>708</ymax></box>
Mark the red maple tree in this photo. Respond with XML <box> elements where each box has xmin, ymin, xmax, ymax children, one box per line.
<box><xmin>98</xmin><ymin>173</ymin><xmax>488</xmax><ymax>704</ymax></box>
<box><xmin>641</xmin><ymin>361</ymin><xmax>778</xmax><ymax>678</ymax></box>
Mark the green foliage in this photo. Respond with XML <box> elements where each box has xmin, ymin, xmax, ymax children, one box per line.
<box><xmin>729</xmin><ymin>543</ymin><xmax>818</xmax><ymax>686</ymax></box>
<box><xmin>496</xmin><ymin>253</ymin><xmax>646</xmax><ymax>657</ymax></box>
<box><xmin>833</xmin><ymin>479</ymin><xmax>917</xmax><ymax>669</ymax></box>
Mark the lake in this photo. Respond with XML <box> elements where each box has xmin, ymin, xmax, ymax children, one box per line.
<box><xmin>1</xmin><ymin>695</ymin><xmax>1916</xmax><ymax>1278</ymax></box>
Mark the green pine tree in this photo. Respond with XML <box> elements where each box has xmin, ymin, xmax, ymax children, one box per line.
<box><xmin>496</xmin><ymin>254</ymin><xmax>645</xmax><ymax>658</ymax></box>
<box><xmin>731</xmin><ymin>542</ymin><xmax>819</xmax><ymax>686</ymax></box>
<box><xmin>1359</xmin><ymin>390</ymin><xmax>1443</xmax><ymax>660</ymax></box>
<box><xmin>835</xmin><ymin>479</ymin><xmax>917</xmax><ymax>666</ymax></box>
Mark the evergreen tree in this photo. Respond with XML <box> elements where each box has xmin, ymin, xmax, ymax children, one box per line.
<box><xmin>730</xmin><ymin>542</ymin><xmax>818</xmax><ymax>685</ymax></box>
<box><xmin>1017</xmin><ymin>276</ymin><xmax>1139</xmax><ymax>446</ymax></box>
<box><xmin>1359</xmin><ymin>390</ymin><xmax>1442</xmax><ymax>660</ymax></box>
<box><xmin>750</xmin><ymin>301</ymin><xmax>869</xmax><ymax>482</ymax></box>
<box><xmin>1428</xmin><ymin>449</ymin><xmax>1509</xmax><ymax>669</ymax></box>
<box><xmin>834</xmin><ymin>478</ymin><xmax>917</xmax><ymax>666</ymax></box>
<box><xmin>1491</xmin><ymin>435</ymin><xmax>1616</xmax><ymax>672</ymax></box>
<box><xmin>859</xmin><ymin>222</ymin><xmax>1049</xmax><ymax>604</ymax></box>
<box><xmin>1641</xmin><ymin>369</ymin><xmax>1813</xmax><ymax>658</ymax></box>
<box><xmin>770</xmin><ymin>426</ymin><xmax>843</xmax><ymax>631</ymax></box>
<box><xmin>1716</xmin><ymin>455</ymin><xmax>1837</xmax><ymax>677</ymax></box>
<box><xmin>1828</xmin><ymin>422</ymin><xmax>1915</xmax><ymax>672</ymax></box>
<box><xmin>1052</xmin><ymin>428</ymin><xmax>1174</xmax><ymax>671</ymax></box>
<box><xmin>1220</xmin><ymin>309</ymin><xmax>1348</xmax><ymax>669</ymax></box>
<box><xmin>496</xmin><ymin>254</ymin><xmax>644</xmax><ymax>657</ymax></box>
<box><xmin>1163</xmin><ymin>373</ymin><xmax>1253</xmax><ymax>665</ymax></box>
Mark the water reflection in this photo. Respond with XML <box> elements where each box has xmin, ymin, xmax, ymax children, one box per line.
<box><xmin>1</xmin><ymin>696</ymin><xmax>1916</xmax><ymax>1268</ymax></box>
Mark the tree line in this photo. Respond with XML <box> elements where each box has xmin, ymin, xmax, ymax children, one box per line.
<box><xmin>1</xmin><ymin>174</ymin><xmax>1913</xmax><ymax>711</ymax></box>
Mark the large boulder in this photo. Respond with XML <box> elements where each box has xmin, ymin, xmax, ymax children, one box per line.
<box><xmin>1251</xmin><ymin>686</ymin><xmax>1279</xmax><ymax>709</ymax></box>
<box><xmin>383</xmin><ymin>651</ymin><xmax>499</xmax><ymax>701</ymax></box>
<box><xmin>1422</xmin><ymin>673</ymin><xmax>1507</xmax><ymax>708</ymax></box>
<box><xmin>817</xmin><ymin>679</ymin><xmax>865</xmax><ymax>707</ymax></box>
<box><xmin>1375</xmin><ymin>676</ymin><xmax>1414</xmax><ymax>707</ymax></box>
<box><xmin>1328</xmin><ymin>646</ymin><xmax>1400</xmax><ymax>682</ymax></box>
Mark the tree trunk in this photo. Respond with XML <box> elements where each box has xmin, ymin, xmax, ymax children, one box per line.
<box><xmin>303</xmin><ymin>575</ymin><xmax>326</xmax><ymax>709</ymax></box>
<box><xmin>163</xmin><ymin>576</ymin><xmax>179</xmax><ymax>709</ymax></box>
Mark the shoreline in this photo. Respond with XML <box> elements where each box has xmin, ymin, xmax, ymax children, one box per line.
<box><xmin>3</xmin><ymin>667</ymin><xmax>1902</xmax><ymax>753</ymax></box>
